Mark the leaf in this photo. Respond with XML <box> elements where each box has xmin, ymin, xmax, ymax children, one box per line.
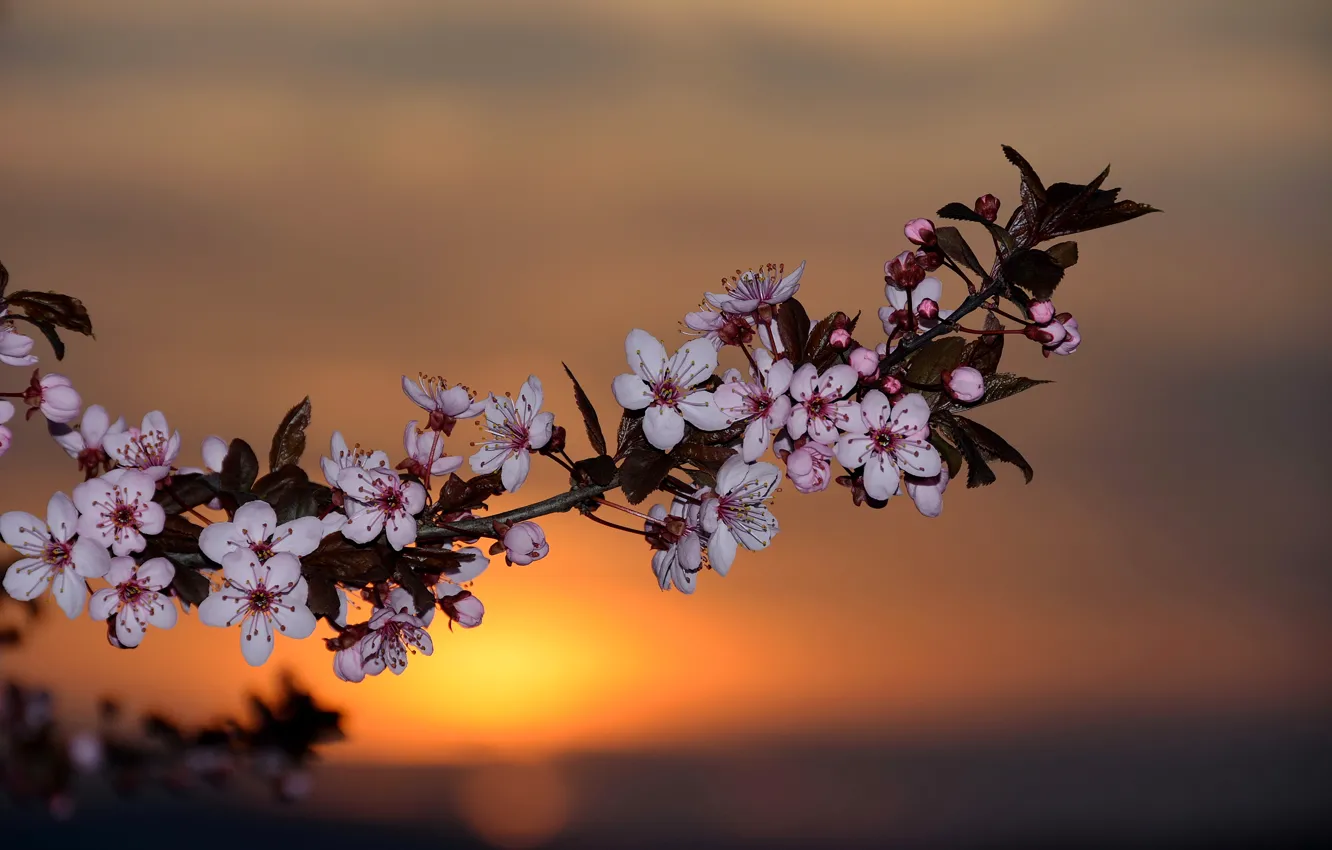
<box><xmin>220</xmin><ymin>439</ymin><xmax>259</xmax><ymax>494</ymax></box>
<box><xmin>803</xmin><ymin>311</ymin><xmax>845</xmax><ymax>368</ymax></box>
<box><xmin>775</xmin><ymin>298</ymin><xmax>811</xmax><ymax>365</ymax></box>
<box><xmin>672</xmin><ymin>442</ymin><xmax>735</xmax><ymax>472</ymax></box>
<box><xmin>960</xmin><ymin>313</ymin><xmax>1005</xmax><ymax>376</ymax></box>
<box><xmin>154</xmin><ymin>472</ymin><xmax>220</xmax><ymax>515</ymax></box>
<box><xmin>933</xmin><ymin>226</ymin><xmax>985</xmax><ymax>277</ymax></box>
<box><xmin>950</xmin><ymin>422</ymin><xmax>997</xmax><ymax>488</ymax></box>
<box><xmin>432</xmin><ymin>471</ymin><xmax>506</xmax><ymax>515</ymax></box>
<box><xmin>1047</xmin><ymin>200</ymin><xmax>1160</xmax><ymax>239</ymax></box>
<box><xmin>0</xmin><ymin>260</ymin><xmax>7</xmax><ymax>296</ymax></box>
<box><xmin>1002</xmin><ymin>249</ymin><xmax>1065</xmax><ymax>300</ymax></box>
<box><xmin>392</xmin><ymin>563</ymin><xmax>436</xmax><ymax>618</ymax></box>
<box><xmin>399</xmin><ymin>546</ymin><xmax>466</xmax><ymax>575</ymax></box>
<box><xmin>269</xmin><ymin>397</ymin><xmax>312</xmax><ymax>473</ymax></box>
<box><xmin>1001</xmin><ymin>144</ymin><xmax>1047</xmax><ymax>245</ymax></box>
<box><xmin>5</xmin><ymin>315</ymin><xmax>65</xmax><ymax>360</ymax></box>
<box><xmin>303</xmin><ymin>577</ymin><xmax>340</xmax><ymax>622</ymax></box>
<box><xmin>143</xmin><ymin>515</ymin><xmax>213</xmax><ymax>572</ymax></box>
<box><xmin>615</xmin><ymin>409</ymin><xmax>646</xmax><ymax>458</ymax></box>
<box><xmin>303</xmin><ymin>534</ymin><xmax>389</xmax><ymax>584</ymax></box>
<box><xmin>1046</xmin><ymin>241</ymin><xmax>1078</xmax><ymax>269</ymax></box>
<box><xmin>170</xmin><ymin>567</ymin><xmax>212</xmax><ymax>608</ymax></box>
<box><xmin>953</xmin><ymin>416</ymin><xmax>1034</xmax><ymax>483</ymax></box>
<box><xmin>937</xmin><ymin>203</ymin><xmax>1017</xmax><ymax>256</ymax></box>
<box><xmin>3</xmin><ymin>290</ymin><xmax>93</xmax><ymax>336</ymax></box>
<box><xmin>929</xmin><ymin>432</ymin><xmax>963</xmax><ymax>479</ymax></box>
<box><xmin>572</xmin><ymin>455</ymin><xmax>618</xmax><ymax>487</ymax></box>
<box><xmin>562</xmin><ymin>363</ymin><xmax>607</xmax><ymax>456</ymax></box>
<box><xmin>905</xmin><ymin>336</ymin><xmax>966</xmax><ymax>386</ymax></box>
<box><xmin>975</xmin><ymin>372</ymin><xmax>1051</xmax><ymax>406</ymax></box>
<box><xmin>618</xmin><ymin>446</ymin><xmax>677</xmax><ymax>505</ymax></box>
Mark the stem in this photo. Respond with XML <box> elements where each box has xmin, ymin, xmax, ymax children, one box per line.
<box><xmin>583</xmin><ymin>512</ymin><xmax>650</xmax><ymax>536</ymax></box>
<box><xmin>985</xmin><ymin>304</ymin><xmax>1030</xmax><ymax>324</ymax></box>
<box><xmin>416</xmin><ymin>478</ymin><xmax>618</xmax><ymax>542</ymax></box>
<box><xmin>879</xmin><ymin>264</ymin><xmax>1010</xmax><ymax>372</ymax></box>
<box><xmin>955</xmin><ymin>325</ymin><xmax>1026</xmax><ymax>335</ymax></box>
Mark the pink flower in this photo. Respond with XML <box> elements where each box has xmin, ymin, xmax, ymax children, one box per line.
<box><xmin>49</xmin><ymin>404</ymin><xmax>126</xmax><ymax>477</ymax></box>
<box><xmin>848</xmin><ymin>346</ymin><xmax>879</xmax><ymax>378</ymax></box>
<box><xmin>88</xmin><ymin>556</ymin><xmax>178</xmax><ymax>647</ymax></box>
<box><xmin>0</xmin><ymin>310</ymin><xmax>38</xmax><ymax>367</ymax></box>
<box><xmin>1</xmin><ymin>492</ymin><xmax>111</xmax><ymax>618</ymax></box>
<box><xmin>905</xmin><ymin>464</ymin><xmax>950</xmax><ymax>518</ymax></box>
<box><xmin>72</xmin><ymin>470</ymin><xmax>166</xmax><ymax>556</ymax></box>
<box><xmin>712</xmin><ymin>348</ymin><xmax>793</xmax><ymax>462</ymax></box>
<box><xmin>401</xmin><ymin>374</ymin><xmax>484</xmax><ymax>433</ymax></box>
<box><xmin>333</xmin><ymin>644</ymin><xmax>366</xmax><ymax>683</ymax></box>
<box><xmin>704</xmin><ymin>261</ymin><xmax>805</xmax><ymax>316</ymax></box>
<box><xmin>362</xmin><ymin>587</ymin><xmax>435</xmax><ymax>675</ymax></box>
<box><xmin>503</xmin><ymin>522</ymin><xmax>549</xmax><ymax>566</ymax></box>
<box><xmin>0</xmin><ymin>400</ymin><xmax>13</xmax><ymax>458</ymax></box>
<box><xmin>646</xmin><ymin>497</ymin><xmax>704</xmax><ymax>595</ymax></box>
<box><xmin>338</xmin><ymin>467</ymin><xmax>426</xmax><ymax>551</ymax></box>
<box><xmin>397</xmin><ymin>420</ymin><xmax>464</xmax><ymax>480</ymax></box>
<box><xmin>699</xmin><ymin>454</ymin><xmax>780</xmax><ymax>576</ymax></box>
<box><xmin>24</xmin><ymin>372</ymin><xmax>81</xmax><ymax>424</ymax></box>
<box><xmin>198</xmin><ymin>550</ymin><xmax>316</xmax><ymax>667</ymax></box>
<box><xmin>787</xmin><ymin>362</ymin><xmax>859</xmax><ymax>443</ymax></box>
<box><xmin>102</xmin><ymin>411</ymin><xmax>180</xmax><ymax>481</ymax></box>
<box><xmin>1045</xmin><ymin>316</ymin><xmax>1081</xmax><ymax>357</ymax></box>
<box><xmin>320</xmin><ymin>431</ymin><xmax>390</xmax><ymax>490</ymax></box>
<box><xmin>904</xmin><ymin>218</ymin><xmax>937</xmax><ymax>245</ymax></box>
<box><xmin>784</xmin><ymin>440</ymin><xmax>834</xmax><ymax>494</ymax></box>
<box><xmin>879</xmin><ymin>276</ymin><xmax>953</xmax><ymax>334</ymax></box>
<box><xmin>835</xmin><ymin>392</ymin><xmax>941</xmax><ymax>502</ymax></box>
<box><xmin>942</xmin><ymin>366</ymin><xmax>985</xmax><ymax>402</ymax></box>
<box><xmin>683</xmin><ymin>306</ymin><xmax>754</xmax><ymax>349</ymax></box>
<box><xmin>470</xmin><ymin>375</ymin><xmax>555</xmax><ymax>492</ymax></box>
<box><xmin>613</xmin><ymin>331</ymin><xmax>730</xmax><ymax>452</ymax></box>
<box><xmin>1028</xmin><ymin>300</ymin><xmax>1055</xmax><ymax>325</ymax></box>
<box><xmin>199</xmin><ymin>499</ymin><xmax>324</xmax><ymax>566</ymax></box>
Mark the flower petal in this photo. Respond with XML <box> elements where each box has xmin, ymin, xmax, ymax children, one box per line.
<box><xmin>137</xmin><ymin>557</ymin><xmax>175</xmax><ymax>590</ymax></box>
<box><xmin>88</xmin><ymin>587</ymin><xmax>119</xmax><ymax>621</ymax></box>
<box><xmin>859</xmin><ymin>391</ymin><xmax>891</xmax><ymax>430</ymax></box>
<box><xmin>789</xmin><ymin>363</ymin><xmax>817</xmax><ymax>401</ymax></box>
<box><xmin>0</xmin><ymin>511</ymin><xmax>48</xmax><ymax>555</ymax></box>
<box><xmin>890</xmin><ymin>393</ymin><xmax>931</xmax><ymax>433</ymax></box>
<box><xmin>709</xmin><ymin>526</ymin><xmax>738</xmax><ymax>577</ymax></box>
<box><xmin>625</xmin><ymin>329</ymin><xmax>667</xmax><ymax>380</ymax></box>
<box><xmin>862</xmin><ymin>453</ymin><xmax>901</xmax><ymax>501</ymax></box>
<box><xmin>501</xmin><ymin>450</ymin><xmax>531</xmax><ymax>493</ymax></box>
<box><xmin>71</xmin><ymin>537</ymin><xmax>111</xmax><ymax>579</ymax></box>
<box><xmin>233</xmin><ymin>500</ymin><xmax>279</xmax><ymax>542</ymax></box>
<box><xmin>834</xmin><ymin>434</ymin><xmax>873</xmax><ymax>470</ymax></box>
<box><xmin>272</xmin><ymin>516</ymin><xmax>324</xmax><ymax>558</ymax></box>
<box><xmin>51</xmin><ymin>568</ymin><xmax>88</xmax><ymax>619</ymax></box>
<box><xmin>271</xmin><ymin>596</ymin><xmax>317</xmax><ymax>640</ymax></box>
<box><xmin>642</xmin><ymin>405</ymin><xmax>686</xmax><ymax>452</ymax></box>
<box><xmin>239</xmin><ymin>614</ymin><xmax>276</xmax><ymax>666</ymax></box>
<box><xmin>198</xmin><ymin>589</ymin><xmax>245</xmax><ymax>628</ymax></box>
<box><xmin>893</xmin><ymin>438</ymin><xmax>941</xmax><ymax>478</ymax></box>
<box><xmin>612</xmin><ymin>373</ymin><xmax>652</xmax><ymax>410</ymax></box>
<box><xmin>46</xmin><ymin>493</ymin><xmax>80</xmax><ymax>543</ymax></box>
<box><xmin>680</xmin><ymin>391</ymin><xmax>731</xmax><ymax>432</ymax></box>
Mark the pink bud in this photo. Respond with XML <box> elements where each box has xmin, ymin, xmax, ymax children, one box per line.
<box><xmin>828</xmin><ymin>328</ymin><xmax>852</xmax><ymax>350</ymax></box>
<box><xmin>333</xmin><ymin>645</ymin><xmax>366</xmax><ymax>683</ymax></box>
<box><xmin>916</xmin><ymin>298</ymin><xmax>939</xmax><ymax>320</ymax></box>
<box><xmin>975</xmin><ymin>194</ymin><xmax>1001</xmax><ymax>222</ymax></box>
<box><xmin>849</xmin><ymin>346</ymin><xmax>879</xmax><ymax>378</ymax></box>
<box><xmin>915</xmin><ymin>248</ymin><xmax>944</xmax><ymax>272</ymax></box>
<box><xmin>1046</xmin><ymin>316</ymin><xmax>1081</xmax><ymax>356</ymax></box>
<box><xmin>1024</xmin><ymin>322</ymin><xmax>1064</xmax><ymax>346</ymax></box>
<box><xmin>885</xmin><ymin>251</ymin><xmax>925</xmax><ymax>289</ymax></box>
<box><xmin>449</xmin><ymin>594</ymin><xmax>485</xmax><ymax>628</ymax></box>
<box><xmin>785</xmin><ymin>441</ymin><xmax>834</xmax><ymax>494</ymax></box>
<box><xmin>903</xmin><ymin>218</ymin><xmax>936</xmax><ymax>246</ymax></box>
<box><xmin>880</xmin><ymin>376</ymin><xmax>903</xmax><ymax>395</ymax></box>
<box><xmin>503</xmin><ymin>521</ymin><xmax>549</xmax><ymax>566</ymax></box>
<box><xmin>942</xmin><ymin>367</ymin><xmax>985</xmax><ymax>402</ymax></box>
<box><xmin>27</xmin><ymin>373</ymin><xmax>81</xmax><ymax>424</ymax></box>
<box><xmin>1028</xmin><ymin>300</ymin><xmax>1055</xmax><ymax>325</ymax></box>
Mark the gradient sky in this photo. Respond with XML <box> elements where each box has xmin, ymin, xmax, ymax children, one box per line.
<box><xmin>1</xmin><ymin>0</ymin><xmax>1330</xmax><ymax>777</ymax></box>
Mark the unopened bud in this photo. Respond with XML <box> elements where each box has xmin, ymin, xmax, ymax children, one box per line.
<box><xmin>544</xmin><ymin>425</ymin><xmax>567</xmax><ymax>455</ymax></box>
<box><xmin>904</xmin><ymin>218</ymin><xmax>936</xmax><ymax>246</ymax></box>
<box><xmin>975</xmin><ymin>194</ymin><xmax>1001</xmax><ymax>222</ymax></box>
<box><xmin>1028</xmin><ymin>300</ymin><xmax>1055</xmax><ymax>325</ymax></box>
<box><xmin>915</xmin><ymin>248</ymin><xmax>944</xmax><ymax>272</ymax></box>
<box><xmin>880</xmin><ymin>376</ymin><xmax>903</xmax><ymax>395</ymax></box>
<box><xmin>848</xmin><ymin>346</ymin><xmax>880</xmax><ymax>378</ymax></box>
<box><xmin>885</xmin><ymin>251</ymin><xmax>926</xmax><ymax>289</ymax></box>
<box><xmin>829</xmin><ymin>328</ymin><xmax>852</xmax><ymax>350</ymax></box>
<box><xmin>916</xmin><ymin>299</ymin><xmax>939</xmax><ymax>320</ymax></box>
<box><xmin>942</xmin><ymin>367</ymin><xmax>985</xmax><ymax>403</ymax></box>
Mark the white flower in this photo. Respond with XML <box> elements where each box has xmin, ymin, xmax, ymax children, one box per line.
<box><xmin>1</xmin><ymin>493</ymin><xmax>111</xmax><ymax>618</ymax></box>
<box><xmin>0</xmin><ymin>400</ymin><xmax>13</xmax><ymax>458</ymax></box>
<box><xmin>199</xmin><ymin>499</ymin><xmax>324</xmax><ymax>566</ymax></box>
<box><xmin>88</xmin><ymin>556</ymin><xmax>178</xmax><ymax>647</ymax></box>
<box><xmin>647</xmin><ymin>498</ymin><xmax>705</xmax><ymax>595</ymax></box>
<box><xmin>835</xmin><ymin>392</ymin><xmax>941</xmax><ymax>502</ymax></box>
<box><xmin>712</xmin><ymin>348</ymin><xmax>793</xmax><ymax>462</ymax></box>
<box><xmin>700</xmin><ymin>454</ymin><xmax>780</xmax><ymax>576</ymax></box>
<box><xmin>338</xmin><ymin>467</ymin><xmax>426</xmax><ymax>550</ymax></box>
<box><xmin>102</xmin><ymin>411</ymin><xmax>180</xmax><ymax>481</ymax></box>
<box><xmin>402</xmin><ymin>374</ymin><xmax>485</xmax><ymax>432</ymax></box>
<box><xmin>49</xmin><ymin>404</ymin><xmax>126</xmax><ymax>475</ymax></box>
<box><xmin>787</xmin><ymin>362</ymin><xmax>859</xmax><ymax>444</ymax></box>
<box><xmin>612</xmin><ymin>330</ymin><xmax>730</xmax><ymax>452</ymax></box>
<box><xmin>319</xmin><ymin>431</ymin><xmax>389</xmax><ymax>490</ymax></box>
<box><xmin>704</xmin><ymin>261</ymin><xmax>805</xmax><ymax>315</ymax></box>
<box><xmin>198</xmin><ymin>550</ymin><xmax>317</xmax><ymax>667</ymax></box>
<box><xmin>72</xmin><ymin>470</ymin><xmax>165</xmax><ymax>556</ymax></box>
<box><xmin>469</xmin><ymin>375</ymin><xmax>555</xmax><ymax>492</ymax></box>
<box><xmin>0</xmin><ymin>309</ymin><xmax>38</xmax><ymax>367</ymax></box>
<box><xmin>879</xmin><ymin>276</ymin><xmax>954</xmax><ymax>333</ymax></box>
<box><xmin>905</xmin><ymin>464</ymin><xmax>950</xmax><ymax>518</ymax></box>
<box><xmin>399</xmin><ymin>420</ymin><xmax>464</xmax><ymax>480</ymax></box>
<box><xmin>362</xmin><ymin>587</ymin><xmax>435</xmax><ymax>676</ymax></box>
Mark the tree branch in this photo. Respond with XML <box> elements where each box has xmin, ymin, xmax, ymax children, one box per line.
<box><xmin>416</xmin><ymin>477</ymin><xmax>619</xmax><ymax>542</ymax></box>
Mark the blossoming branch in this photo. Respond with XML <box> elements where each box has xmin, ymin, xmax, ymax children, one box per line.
<box><xmin>0</xmin><ymin>147</ymin><xmax>1157</xmax><ymax>682</ymax></box>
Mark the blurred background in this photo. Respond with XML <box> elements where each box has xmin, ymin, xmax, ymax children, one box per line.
<box><xmin>1</xmin><ymin>0</ymin><xmax>1330</xmax><ymax>846</ymax></box>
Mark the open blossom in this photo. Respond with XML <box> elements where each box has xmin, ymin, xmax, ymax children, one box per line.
<box><xmin>88</xmin><ymin>556</ymin><xmax>178</xmax><ymax>647</ymax></box>
<box><xmin>198</xmin><ymin>550</ymin><xmax>316</xmax><ymax>667</ymax></box>
<box><xmin>783</xmin><ymin>439</ymin><xmax>834</xmax><ymax>493</ymax></box>
<box><xmin>49</xmin><ymin>404</ymin><xmax>125</xmax><ymax>477</ymax></box>
<box><xmin>470</xmin><ymin>375</ymin><xmax>555</xmax><ymax>493</ymax></box>
<box><xmin>72</xmin><ymin>470</ymin><xmax>165</xmax><ymax>556</ymax></box>
<box><xmin>199</xmin><ymin>499</ymin><xmax>324</xmax><ymax>566</ymax></box>
<box><xmin>879</xmin><ymin>276</ymin><xmax>953</xmax><ymax>333</ymax></box>
<box><xmin>338</xmin><ymin>467</ymin><xmax>426</xmax><ymax>550</ymax></box>
<box><xmin>700</xmin><ymin>454</ymin><xmax>780</xmax><ymax>576</ymax></box>
<box><xmin>25</xmin><ymin>372</ymin><xmax>81</xmax><ymax>424</ymax></box>
<box><xmin>713</xmin><ymin>348</ymin><xmax>793</xmax><ymax>462</ymax></box>
<box><xmin>397</xmin><ymin>420</ymin><xmax>464</xmax><ymax>480</ymax></box>
<box><xmin>646</xmin><ymin>497</ymin><xmax>705</xmax><ymax>595</ymax></box>
<box><xmin>704</xmin><ymin>262</ymin><xmax>805</xmax><ymax>316</ymax></box>
<box><xmin>320</xmin><ymin>431</ymin><xmax>390</xmax><ymax>490</ymax></box>
<box><xmin>683</xmin><ymin>305</ymin><xmax>754</xmax><ymax>349</ymax></box>
<box><xmin>905</xmin><ymin>464</ymin><xmax>950</xmax><ymax>518</ymax></box>
<box><xmin>402</xmin><ymin>374</ymin><xmax>485</xmax><ymax>433</ymax></box>
<box><xmin>0</xmin><ymin>400</ymin><xmax>12</xmax><ymax>457</ymax></box>
<box><xmin>102</xmin><ymin>411</ymin><xmax>180</xmax><ymax>481</ymax></box>
<box><xmin>943</xmin><ymin>366</ymin><xmax>985</xmax><ymax>402</ymax></box>
<box><xmin>836</xmin><ymin>392</ymin><xmax>941</xmax><ymax>502</ymax></box>
<box><xmin>363</xmin><ymin>587</ymin><xmax>436</xmax><ymax>675</ymax></box>
<box><xmin>787</xmin><ymin>363</ymin><xmax>859</xmax><ymax>443</ymax></box>
<box><xmin>613</xmin><ymin>330</ymin><xmax>730</xmax><ymax>452</ymax></box>
<box><xmin>0</xmin><ymin>311</ymin><xmax>38</xmax><ymax>367</ymax></box>
<box><xmin>1</xmin><ymin>492</ymin><xmax>111</xmax><ymax>618</ymax></box>
<box><xmin>501</xmin><ymin>522</ymin><xmax>548</xmax><ymax>566</ymax></box>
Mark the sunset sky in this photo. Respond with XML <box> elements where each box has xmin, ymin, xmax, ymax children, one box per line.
<box><xmin>2</xmin><ymin>0</ymin><xmax>1330</xmax><ymax>844</ymax></box>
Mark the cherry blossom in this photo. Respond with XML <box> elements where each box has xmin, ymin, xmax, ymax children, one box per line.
<box><xmin>199</xmin><ymin>499</ymin><xmax>324</xmax><ymax>566</ymax></box>
<box><xmin>0</xmin><ymin>311</ymin><xmax>38</xmax><ymax>367</ymax></box>
<box><xmin>849</xmin><ymin>346</ymin><xmax>880</xmax><ymax>378</ymax></box>
<box><xmin>402</xmin><ymin>374</ymin><xmax>485</xmax><ymax>433</ymax></box>
<box><xmin>1045</xmin><ymin>315</ymin><xmax>1081</xmax><ymax>357</ymax></box>
<box><xmin>502</xmin><ymin>522</ymin><xmax>548</xmax><ymax>566</ymax></box>
<box><xmin>905</xmin><ymin>464</ymin><xmax>950</xmax><ymax>518</ymax></box>
<box><xmin>783</xmin><ymin>439</ymin><xmax>835</xmax><ymax>494</ymax></box>
<box><xmin>787</xmin><ymin>362</ymin><xmax>859</xmax><ymax>443</ymax></box>
<box><xmin>362</xmin><ymin>588</ymin><xmax>435</xmax><ymax>676</ymax></box>
<box><xmin>1</xmin><ymin>492</ymin><xmax>111</xmax><ymax>618</ymax></box>
<box><xmin>72</xmin><ymin>470</ymin><xmax>165</xmax><ymax>556</ymax></box>
<box><xmin>397</xmin><ymin>420</ymin><xmax>464</xmax><ymax>480</ymax></box>
<box><xmin>683</xmin><ymin>305</ymin><xmax>754</xmax><ymax>349</ymax></box>
<box><xmin>198</xmin><ymin>550</ymin><xmax>316</xmax><ymax>667</ymax></box>
<box><xmin>338</xmin><ymin>467</ymin><xmax>426</xmax><ymax>550</ymax></box>
<box><xmin>436</xmin><ymin>547</ymin><xmax>489</xmax><ymax>628</ymax></box>
<box><xmin>943</xmin><ymin>366</ymin><xmax>985</xmax><ymax>402</ymax></box>
<box><xmin>0</xmin><ymin>400</ymin><xmax>12</xmax><ymax>458</ymax></box>
<box><xmin>102</xmin><ymin>411</ymin><xmax>180</xmax><ymax>481</ymax></box>
<box><xmin>974</xmin><ymin>193</ymin><xmax>1001</xmax><ymax>221</ymax></box>
<box><xmin>904</xmin><ymin>218</ymin><xmax>937</xmax><ymax>245</ymax></box>
<box><xmin>319</xmin><ymin>431</ymin><xmax>390</xmax><ymax>490</ymax></box>
<box><xmin>613</xmin><ymin>330</ymin><xmax>730</xmax><ymax>452</ymax></box>
<box><xmin>23</xmin><ymin>372</ymin><xmax>81</xmax><ymax>424</ymax></box>
<box><xmin>469</xmin><ymin>375</ymin><xmax>555</xmax><ymax>492</ymax></box>
<box><xmin>835</xmin><ymin>392</ymin><xmax>941</xmax><ymax>502</ymax></box>
<box><xmin>879</xmin><ymin>276</ymin><xmax>953</xmax><ymax>334</ymax></box>
<box><xmin>646</xmin><ymin>497</ymin><xmax>705</xmax><ymax>595</ymax></box>
<box><xmin>88</xmin><ymin>556</ymin><xmax>177</xmax><ymax>647</ymax></box>
<box><xmin>699</xmin><ymin>454</ymin><xmax>780</xmax><ymax>576</ymax></box>
<box><xmin>713</xmin><ymin>348</ymin><xmax>793</xmax><ymax>462</ymax></box>
<box><xmin>333</xmin><ymin>644</ymin><xmax>366</xmax><ymax>683</ymax></box>
<box><xmin>704</xmin><ymin>261</ymin><xmax>805</xmax><ymax>316</ymax></box>
<box><xmin>49</xmin><ymin>404</ymin><xmax>125</xmax><ymax>477</ymax></box>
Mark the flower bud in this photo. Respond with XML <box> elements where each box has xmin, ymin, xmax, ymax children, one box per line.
<box><xmin>785</xmin><ymin>441</ymin><xmax>833</xmax><ymax>494</ymax></box>
<box><xmin>974</xmin><ymin>193</ymin><xmax>1001</xmax><ymax>222</ymax></box>
<box><xmin>1045</xmin><ymin>316</ymin><xmax>1081</xmax><ymax>357</ymax></box>
<box><xmin>885</xmin><ymin>251</ymin><xmax>925</xmax><ymax>289</ymax></box>
<box><xmin>502</xmin><ymin>521</ymin><xmax>549</xmax><ymax>566</ymax></box>
<box><xmin>942</xmin><ymin>366</ymin><xmax>985</xmax><ymax>402</ymax></box>
<box><xmin>828</xmin><ymin>328</ymin><xmax>852</xmax><ymax>350</ymax></box>
<box><xmin>1023</xmin><ymin>322</ymin><xmax>1063</xmax><ymax>346</ymax></box>
<box><xmin>915</xmin><ymin>248</ymin><xmax>944</xmax><ymax>272</ymax></box>
<box><xmin>904</xmin><ymin>218</ymin><xmax>936</xmax><ymax>246</ymax></box>
<box><xmin>880</xmin><ymin>375</ymin><xmax>903</xmax><ymax>395</ymax></box>
<box><xmin>544</xmin><ymin>425</ymin><xmax>567</xmax><ymax>455</ymax></box>
<box><xmin>444</xmin><ymin>592</ymin><xmax>485</xmax><ymax>628</ymax></box>
<box><xmin>1028</xmin><ymin>300</ymin><xmax>1055</xmax><ymax>325</ymax></box>
<box><xmin>717</xmin><ymin>315</ymin><xmax>755</xmax><ymax>347</ymax></box>
<box><xmin>916</xmin><ymin>298</ymin><xmax>939</xmax><ymax>320</ymax></box>
<box><xmin>849</xmin><ymin>346</ymin><xmax>880</xmax><ymax>378</ymax></box>
<box><xmin>25</xmin><ymin>372</ymin><xmax>81</xmax><ymax>424</ymax></box>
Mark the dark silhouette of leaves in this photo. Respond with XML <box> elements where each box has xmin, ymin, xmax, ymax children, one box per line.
<box><xmin>269</xmin><ymin>397</ymin><xmax>311</xmax><ymax>473</ymax></box>
<box><xmin>562</xmin><ymin>363</ymin><xmax>606</xmax><ymax>456</ymax></box>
